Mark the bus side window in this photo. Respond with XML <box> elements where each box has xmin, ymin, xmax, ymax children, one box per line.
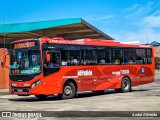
<box><xmin>124</xmin><ymin>49</ymin><xmax>135</xmax><ymax>64</ymax></box>
<box><xmin>136</xmin><ymin>56</ymin><xmax>143</xmax><ymax>64</ymax></box>
<box><xmin>136</xmin><ymin>49</ymin><xmax>146</xmax><ymax>64</ymax></box>
<box><xmin>81</xmin><ymin>47</ymin><xmax>97</xmax><ymax>65</ymax></box>
<box><xmin>128</xmin><ymin>57</ymin><xmax>134</xmax><ymax>64</ymax></box>
<box><xmin>143</xmin><ymin>57</ymin><xmax>147</xmax><ymax>64</ymax></box>
<box><xmin>52</xmin><ymin>52</ymin><xmax>60</xmax><ymax>67</ymax></box>
<box><xmin>60</xmin><ymin>45</ymin><xmax>81</xmax><ymax>66</ymax></box>
<box><xmin>112</xmin><ymin>49</ymin><xmax>123</xmax><ymax>64</ymax></box>
<box><xmin>97</xmin><ymin>47</ymin><xmax>110</xmax><ymax>64</ymax></box>
<box><xmin>146</xmin><ymin>49</ymin><xmax>152</xmax><ymax>64</ymax></box>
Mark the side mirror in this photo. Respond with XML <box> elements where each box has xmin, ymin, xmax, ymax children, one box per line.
<box><xmin>46</xmin><ymin>52</ymin><xmax>51</xmax><ymax>63</ymax></box>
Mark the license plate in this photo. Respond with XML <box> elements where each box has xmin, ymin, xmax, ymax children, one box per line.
<box><xmin>17</xmin><ymin>89</ymin><xmax>23</xmax><ymax>92</ymax></box>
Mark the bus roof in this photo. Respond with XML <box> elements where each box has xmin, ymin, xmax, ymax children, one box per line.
<box><xmin>44</xmin><ymin>37</ymin><xmax>151</xmax><ymax>48</ymax></box>
<box><xmin>12</xmin><ymin>37</ymin><xmax>151</xmax><ymax>48</ymax></box>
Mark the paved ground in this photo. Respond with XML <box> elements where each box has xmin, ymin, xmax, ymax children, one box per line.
<box><xmin>0</xmin><ymin>73</ymin><xmax>159</xmax><ymax>119</ymax></box>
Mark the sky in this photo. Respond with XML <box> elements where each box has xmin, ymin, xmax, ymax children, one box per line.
<box><xmin>0</xmin><ymin>0</ymin><xmax>160</xmax><ymax>43</ymax></box>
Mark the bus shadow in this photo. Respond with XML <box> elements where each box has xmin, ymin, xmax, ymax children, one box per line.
<box><xmin>77</xmin><ymin>90</ymin><xmax>116</xmax><ymax>98</ymax></box>
<box><xmin>8</xmin><ymin>90</ymin><xmax>116</xmax><ymax>102</ymax></box>
<box><xmin>132</xmin><ymin>89</ymin><xmax>151</xmax><ymax>92</ymax></box>
<box><xmin>76</xmin><ymin>88</ymin><xmax>151</xmax><ymax>99</ymax></box>
<box><xmin>8</xmin><ymin>89</ymin><xmax>151</xmax><ymax>102</ymax></box>
<box><xmin>8</xmin><ymin>95</ymin><xmax>61</xmax><ymax>102</ymax></box>
<box><xmin>8</xmin><ymin>91</ymin><xmax>114</xmax><ymax>102</ymax></box>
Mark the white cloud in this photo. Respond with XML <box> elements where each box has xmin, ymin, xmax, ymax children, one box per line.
<box><xmin>125</xmin><ymin>8</ymin><xmax>143</xmax><ymax>19</ymax></box>
<box><xmin>83</xmin><ymin>2</ymin><xmax>160</xmax><ymax>43</ymax></box>
<box><xmin>83</xmin><ymin>15</ymin><xmax>115</xmax><ymax>21</ymax></box>
<box><xmin>125</xmin><ymin>2</ymin><xmax>155</xmax><ymax>19</ymax></box>
<box><xmin>111</xmin><ymin>29</ymin><xmax>160</xmax><ymax>43</ymax></box>
<box><xmin>143</xmin><ymin>16</ymin><xmax>160</xmax><ymax>28</ymax></box>
<box><xmin>119</xmin><ymin>1</ymin><xmax>160</xmax><ymax>43</ymax></box>
<box><xmin>123</xmin><ymin>4</ymin><xmax>139</xmax><ymax>12</ymax></box>
<box><xmin>93</xmin><ymin>15</ymin><xmax>115</xmax><ymax>21</ymax></box>
<box><xmin>150</xmin><ymin>10</ymin><xmax>160</xmax><ymax>16</ymax></box>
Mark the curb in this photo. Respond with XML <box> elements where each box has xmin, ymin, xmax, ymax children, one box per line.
<box><xmin>0</xmin><ymin>89</ymin><xmax>10</xmax><ymax>95</ymax></box>
<box><xmin>155</xmin><ymin>72</ymin><xmax>160</xmax><ymax>74</ymax></box>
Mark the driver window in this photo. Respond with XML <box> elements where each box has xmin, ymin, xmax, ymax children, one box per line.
<box><xmin>44</xmin><ymin>52</ymin><xmax>60</xmax><ymax>68</ymax></box>
<box><xmin>43</xmin><ymin>51</ymin><xmax>61</xmax><ymax>76</ymax></box>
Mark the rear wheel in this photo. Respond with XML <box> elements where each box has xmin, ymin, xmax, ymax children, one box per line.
<box><xmin>115</xmin><ymin>77</ymin><xmax>131</xmax><ymax>93</ymax></box>
<box><xmin>35</xmin><ymin>95</ymin><xmax>48</xmax><ymax>100</ymax></box>
<box><xmin>60</xmin><ymin>81</ymin><xmax>76</xmax><ymax>99</ymax></box>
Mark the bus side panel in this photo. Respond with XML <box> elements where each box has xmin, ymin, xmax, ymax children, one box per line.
<box><xmin>98</xmin><ymin>65</ymin><xmax>137</xmax><ymax>89</ymax></box>
<box><xmin>134</xmin><ymin>65</ymin><xmax>154</xmax><ymax>86</ymax></box>
<box><xmin>40</xmin><ymin>63</ymin><xmax>154</xmax><ymax>95</ymax></box>
<box><xmin>94</xmin><ymin>64</ymin><xmax>154</xmax><ymax>90</ymax></box>
<box><xmin>61</xmin><ymin>66</ymin><xmax>98</xmax><ymax>92</ymax></box>
<box><xmin>60</xmin><ymin>65</ymin><xmax>137</xmax><ymax>92</ymax></box>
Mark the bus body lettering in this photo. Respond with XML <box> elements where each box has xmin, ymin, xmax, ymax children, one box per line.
<box><xmin>78</xmin><ymin>70</ymin><xmax>92</xmax><ymax>76</ymax></box>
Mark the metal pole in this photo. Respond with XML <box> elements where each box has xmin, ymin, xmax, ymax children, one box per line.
<box><xmin>3</xmin><ymin>19</ymin><xmax>6</xmax><ymax>49</ymax></box>
<box><xmin>147</xmin><ymin>34</ymin><xmax>149</xmax><ymax>44</ymax></box>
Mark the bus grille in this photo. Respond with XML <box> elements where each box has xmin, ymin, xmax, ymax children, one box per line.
<box><xmin>12</xmin><ymin>88</ymin><xmax>30</xmax><ymax>93</ymax></box>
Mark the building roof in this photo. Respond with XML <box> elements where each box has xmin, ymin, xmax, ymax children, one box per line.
<box><xmin>150</xmin><ymin>41</ymin><xmax>160</xmax><ymax>46</ymax></box>
<box><xmin>0</xmin><ymin>18</ymin><xmax>114</xmax><ymax>45</ymax></box>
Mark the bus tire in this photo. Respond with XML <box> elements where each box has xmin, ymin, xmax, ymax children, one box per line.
<box><xmin>61</xmin><ymin>81</ymin><xmax>76</xmax><ymax>99</ymax></box>
<box><xmin>35</xmin><ymin>95</ymin><xmax>48</xmax><ymax>100</ymax></box>
<box><xmin>115</xmin><ymin>77</ymin><xmax>131</xmax><ymax>93</ymax></box>
<box><xmin>92</xmin><ymin>90</ymin><xmax>105</xmax><ymax>95</ymax></box>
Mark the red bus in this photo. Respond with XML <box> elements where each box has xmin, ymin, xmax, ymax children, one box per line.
<box><xmin>8</xmin><ymin>37</ymin><xmax>155</xmax><ymax>100</ymax></box>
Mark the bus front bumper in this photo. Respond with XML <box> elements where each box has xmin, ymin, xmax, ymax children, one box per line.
<box><xmin>9</xmin><ymin>81</ymin><xmax>60</xmax><ymax>96</ymax></box>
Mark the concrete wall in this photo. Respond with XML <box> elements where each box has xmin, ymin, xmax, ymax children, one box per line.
<box><xmin>0</xmin><ymin>48</ymin><xmax>9</xmax><ymax>89</ymax></box>
<box><xmin>154</xmin><ymin>46</ymin><xmax>160</xmax><ymax>57</ymax></box>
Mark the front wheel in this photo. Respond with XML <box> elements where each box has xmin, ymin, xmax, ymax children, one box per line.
<box><xmin>60</xmin><ymin>81</ymin><xmax>76</xmax><ymax>99</ymax></box>
<box><xmin>115</xmin><ymin>77</ymin><xmax>131</xmax><ymax>93</ymax></box>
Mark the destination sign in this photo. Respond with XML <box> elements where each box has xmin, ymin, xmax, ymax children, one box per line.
<box><xmin>14</xmin><ymin>41</ymin><xmax>35</xmax><ymax>49</ymax></box>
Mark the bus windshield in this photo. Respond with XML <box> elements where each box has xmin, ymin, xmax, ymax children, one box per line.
<box><xmin>10</xmin><ymin>50</ymin><xmax>41</xmax><ymax>75</ymax></box>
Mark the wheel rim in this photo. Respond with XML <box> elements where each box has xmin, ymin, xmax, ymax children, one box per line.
<box><xmin>123</xmin><ymin>79</ymin><xmax>129</xmax><ymax>91</ymax></box>
<box><xmin>64</xmin><ymin>86</ymin><xmax>72</xmax><ymax>96</ymax></box>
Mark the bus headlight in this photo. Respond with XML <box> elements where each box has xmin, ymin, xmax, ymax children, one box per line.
<box><xmin>31</xmin><ymin>79</ymin><xmax>41</xmax><ymax>88</ymax></box>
